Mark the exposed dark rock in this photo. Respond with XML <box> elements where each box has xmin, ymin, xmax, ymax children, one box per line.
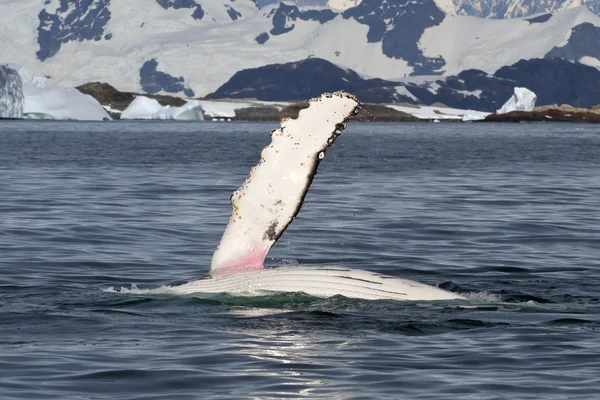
<box><xmin>77</xmin><ymin>81</ymin><xmax>186</xmax><ymax>119</ymax></box>
<box><xmin>140</xmin><ymin>59</ymin><xmax>195</xmax><ymax>97</ymax></box>
<box><xmin>226</xmin><ymin>5</ymin><xmax>242</xmax><ymax>21</ymax></box>
<box><xmin>269</xmin><ymin>3</ymin><xmax>337</xmax><ymax>35</ymax></box>
<box><xmin>354</xmin><ymin>104</ymin><xmax>419</xmax><ymax>121</ymax></box>
<box><xmin>256</xmin><ymin>32</ymin><xmax>270</xmax><ymax>44</ymax></box>
<box><xmin>76</xmin><ymin>81</ymin><xmax>420</xmax><ymax>122</ymax></box>
<box><xmin>545</xmin><ymin>23</ymin><xmax>600</xmax><ymax>60</ymax></box>
<box><xmin>342</xmin><ymin>0</ymin><xmax>446</xmax><ymax>75</ymax></box>
<box><xmin>406</xmin><ymin>58</ymin><xmax>600</xmax><ymax>110</ymax></box>
<box><xmin>207</xmin><ymin>56</ymin><xmax>600</xmax><ymax>112</ymax></box>
<box><xmin>526</xmin><ymin>13</ymin><xmax>552</xmax><ymax>24</ymax></box>
<box><xmin>37</xmin><ymin>0</ymin><xmax>111</xmax><ymax>61</ymax></box>
<box><xmin>231</xmin><ymin>102</ymin><xmax>308</xmax><ymax>121</ymax></box>
<box><xmin>191</xmin><ymin>6</ymin><xmax>205</xmax><ymax>19</ymax></box>
<box><xmin>156</xmin><ymin>0</ymin><xmax>196</xmax><ymax>8</ymax></box>
<box><xmin>495</xmin><ymin>58</ymin><xmax>600</xmax><ymax>108</ymax></box>
<box><xmin>233</xmin><ymin>102</ymin><xmax>418</xmax><ymax>121</ymax></box>
<box><xmin>155</xmin><ymin>0</ymin><xmax>205</xmax><ymax>19</ymax></box>
<box><xmin>205</xmin><ymin>58</ymin><xmax>414</xmax><ymax>103</ymax></box>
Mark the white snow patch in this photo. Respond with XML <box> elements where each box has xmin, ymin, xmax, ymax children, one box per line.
<box><xmin>197</xmin><ymin>100</ymin><xmax>292</xmax><ymax>118</ymax></box>
<box><xmin>197</xmin><ymin>100</ymin><xmax>254</xmax><ymax>118</ymax></box>
<box><xmin>433</xmin><ymin>0</ymin><xmax>457</xmax><ymax>15</ymax></box>
<box><xmin>388</xmin><ymin>104</ymin><xmax>490</xmax><ymax>120</ymax></box>
<box><xmin>427</xmin><ymin>82</ymin><xmax>441</xmax><ymax>95</ymax></box>
<box><xmin>102</xmin><ymin>105</ymin><xmax>122</xmax><ymax>114</ymax></box>
<box><xmin>395</xmin><ymin>85</ymin><xmax>419</xmax><ymax>101</ymax></box>
<box><xmin>580</xmin><ymin>56</ymin><xmax>600</xmax><ymax>69</ymax></box>
<box><xmin>327</xmin><ymin>0</ymin><xmax>362</xmax><ymax>11</ymax></box>
<box><xmin>457</xmin><ymin>89</ymin><xmax>482</xmax><ymax>98</ymax></box>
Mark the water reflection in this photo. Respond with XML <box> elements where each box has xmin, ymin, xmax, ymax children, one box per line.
<box><xmin>227</xmin><ymin>307</ymin><xmax>354</xmax><ymax>398</ymax></box>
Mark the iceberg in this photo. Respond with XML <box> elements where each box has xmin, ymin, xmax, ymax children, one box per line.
<box><xmin>120</xmin><ymin>96</ymin><xmax>204</xmax><ymax>120</ymax></box>
<box><xmin>0</xmin><ymin>65</ymin><xmax>24</xmax><ymax>118</ymax></box>
<box><xmin>7</xmin><ymin>64</ymin><xmax>111</xmax><ymax>121</ymax></box>
<box><xmin>462</xmin><ymin>113</ymin><xmax>485</xmax><ymax>122</ymax></box>
<box><xmin>497</xmin><ymin>87</ymin><xmax>537</xmax><ymax>114</ymax></box>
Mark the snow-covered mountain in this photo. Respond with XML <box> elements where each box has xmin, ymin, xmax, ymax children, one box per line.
<box><xmin>452</xmin><ymin>0</ymin><xmax>600</xmax><ymax>19</ymax></box>
<box><xmin>269</xmin><ymin>0</ymin><xmax>600</xmax><ymax>18</ymax></box>
<box><xmin>1</xmin><ymin>0</ymin><xmax>600</xmax><ymax>101</ymax></box>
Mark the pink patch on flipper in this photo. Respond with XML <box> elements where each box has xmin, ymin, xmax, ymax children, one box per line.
<box><xmin>209</xmin><ymin>243</ymin><xmax>269</xmax><ymax>277</ymax></box>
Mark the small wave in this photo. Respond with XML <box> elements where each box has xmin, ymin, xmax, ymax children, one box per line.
<box><xmin>463</xmin><ymin>291</ymin><xmax>502</xmax><ymax>303</ymax></box>
<box><xmin>102</xmin><ymin>284</ymin><xmax>177</xmax><ymax>295</ymax></box>
<box><xmin>102</xmin><ymin>284</ymin><xmax>321</xmax><ymax>307</ymax></box>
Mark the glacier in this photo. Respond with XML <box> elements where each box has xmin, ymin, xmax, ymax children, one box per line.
<box><xmin>8</xmin><ymin>64</ymin><xmax>112</xmax><ymax>120</ymax></box>
<box><xmin>120</xmin><ymin>96</ymin><xmax>204</xmax><ymax>120</ymax></box>
<box><xmin>0</xmin><ymin>65</ymin><xmax>24</xmax><ymax>119</ymax></box>
<box><xmin>496</xmin><ymin>87</ymin><xmax>537</xmax><ymax>114</ymax></box>
<box><xmin>3</xmin><ymin>0</ymin><xmax>600</xmax><ymax>99</ymax></box>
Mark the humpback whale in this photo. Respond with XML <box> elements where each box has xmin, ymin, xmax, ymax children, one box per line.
<box><xmin>173</xmin><ymin>92</ymin><xmax>463</xmax><ymax>301</ymax></box>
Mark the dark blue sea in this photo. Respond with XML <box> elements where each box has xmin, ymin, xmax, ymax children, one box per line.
<box><xmin>1</xmin><ymin>120</ymin><xmax>599</xmax><ymax>399</ymax></box>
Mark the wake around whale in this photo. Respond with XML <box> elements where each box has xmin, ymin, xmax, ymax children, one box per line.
<box><xmin>172</xmin><ymin>92</ymin><xmax>463</xmax><ymax>301</ymax></box>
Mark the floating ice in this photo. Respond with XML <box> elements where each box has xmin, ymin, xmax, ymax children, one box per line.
<box><xmin>497</xmin><ymin>87</ymin><xmax>537</xmax><ymax>114</ymax></box>
<box><xmin>7</xmin><ymin>64</ymin><xmax>111</xmax><ymax>121</ymax></box>
<box><xmin>0</xmin><ymin>65</ymin><xmax>24</xmax><ymax>118</ymax></box>
<box><xmin>462</xmin><ymin>113</ymin><xmax>485</xmax><ymax>122</ymax></box>
<box><xmin>120</xmin><ymin>96</ymin><xmax>204</xmax><ymax>120</ymax></box>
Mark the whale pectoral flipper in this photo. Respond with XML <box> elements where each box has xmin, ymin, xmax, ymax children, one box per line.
<box><xmin>209</xmin><ymin>92</ymin><xmax>360</xmax><ymax>277</ymax></box>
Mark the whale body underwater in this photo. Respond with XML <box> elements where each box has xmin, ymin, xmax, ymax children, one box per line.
<box><xmin>170</xmin><ymin>92</ymin><xmax>463</xmax><ymax>301</ymax></box>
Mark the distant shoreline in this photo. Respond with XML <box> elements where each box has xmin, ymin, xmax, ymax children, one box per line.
<box><xmin>75</xmin><ymin>82</ymin><xmax>600</xmax><ymax>124</ymax></box>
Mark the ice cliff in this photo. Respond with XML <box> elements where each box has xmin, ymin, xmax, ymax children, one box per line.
<box><xmin>497</xmin><ymin>87</ymin><xmax>537</xmax><ymax>114</ymax></box>
<box><xmin>0</xmin><ymin>65</ymin><xmax>24</xmax><ymax>118</ymax></box>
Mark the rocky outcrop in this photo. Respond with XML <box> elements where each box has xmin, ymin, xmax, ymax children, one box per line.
<box><xmin>208</xmin><ymin>57</ymin><xmax>600</xmax><ymax>111</ymax></box>
<box><xmin>77</xmin><ymin>82</ymin><xmax>186</xmax><ymax>119</ymax></box>
<box><xmin>37</xmin><ymin>0</ymin><xmax>112</xmax><ymax>61</ymax></box>
<box><xmin>534</xmin><ymin>104</ymin><xmax>600</xmax><ymax>114</ymax></box>
<box><xmin>77</xmin><ymin>81</ymin><xmax>420</xmax><ymax>121</ymax></box>
<box><xmin>485</xmin><ymin>106</ymin><xmax>600</xmax><ymax>123</ymax></box>
<box><xmin>205</xmin><ymin>58</ymin><xmax>413</xmax><ymax>103</ymax></box>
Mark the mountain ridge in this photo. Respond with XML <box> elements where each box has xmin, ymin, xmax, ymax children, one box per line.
<box><xmin>1</xmin><ymin>0</ymin><xmax>600</xmax><ymax>106</ymax></box>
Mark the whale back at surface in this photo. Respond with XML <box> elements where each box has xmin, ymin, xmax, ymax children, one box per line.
<box><xmin>175</xmin><ymin>267</ymin><xmax>463</xmax><ymax>301</ymax></box>
<box><xmin>197</xmin><ymin>92</ymin><xmax>463</xmax><ymax>301</ymax></box>
<box><xmin>210</xmin><ymin>92</ymin><xmax>359</xmax><ymax>277</ymax></box>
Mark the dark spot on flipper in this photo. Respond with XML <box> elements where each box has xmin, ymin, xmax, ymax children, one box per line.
<box><xmin>264</xmin><ymin>220</ymin><xmax>279</xmax><ymax>241</ymax></box>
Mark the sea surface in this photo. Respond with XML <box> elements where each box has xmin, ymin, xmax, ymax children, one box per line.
<box><xmin>0</xmin><ymin>120</ymin><xmax>599</xmax><ymax>399</ymax></box>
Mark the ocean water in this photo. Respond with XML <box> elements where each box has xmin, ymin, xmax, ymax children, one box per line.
<box><xmin>0</xmin><ymin>120</ymin><xmax>599</xmax><ymax>399</ymax></box>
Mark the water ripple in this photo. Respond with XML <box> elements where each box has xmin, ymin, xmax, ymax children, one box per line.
<box><xmin>0</xmin><ymin>121</ymin><xmax>599</xmax><ymax>399</ymax></box>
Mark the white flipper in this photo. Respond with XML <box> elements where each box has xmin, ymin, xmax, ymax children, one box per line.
<box><xmin>210</xmin><ymin>92</ymin><xmax>359</xmax><ymax>276</ymax></box>
<box><xmin>175</xmin><ymin>267</ymin><xmax>463</xmax><ymax>301</ymax></box>
<box><xmin>174</xmin><ymin>92</ymin><xmax>465</xmax><ymax>301</ymax></box>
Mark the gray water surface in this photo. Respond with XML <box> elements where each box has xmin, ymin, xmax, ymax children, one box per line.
<box><xmin>1</xmin><ymin>121</ymin><xmax>599</xmax><ymax>399</ymax></box>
